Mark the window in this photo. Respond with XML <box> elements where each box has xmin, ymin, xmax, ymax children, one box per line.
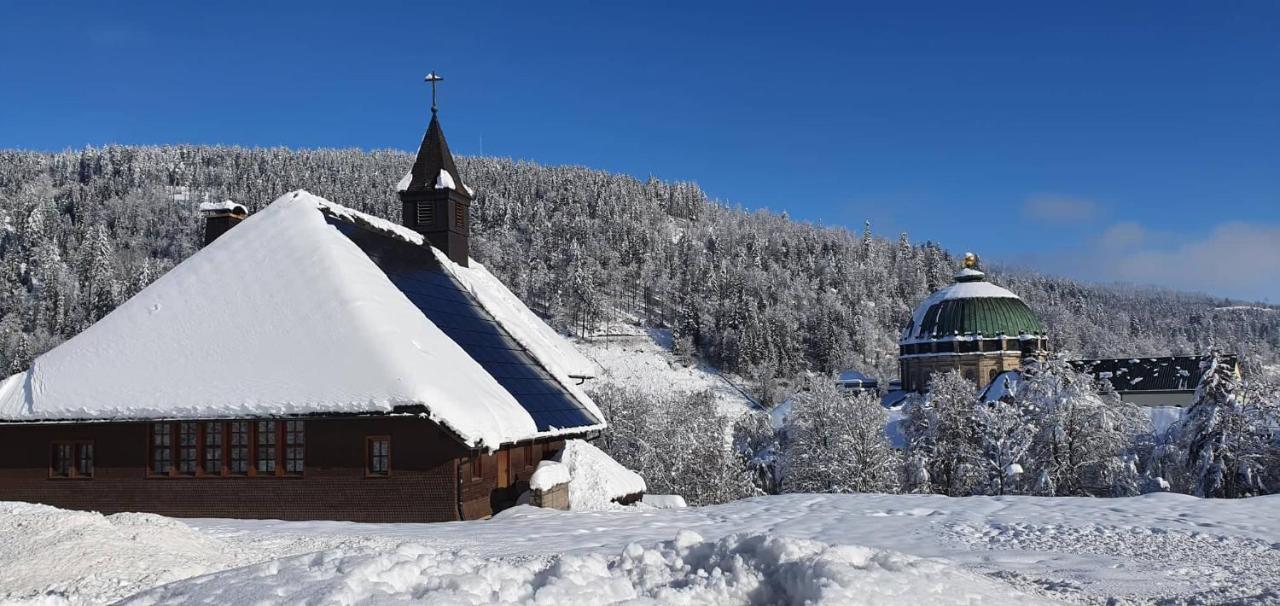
<box><xmin>151</xmin><ymin>423</ymin><xmax>172</xmax><ymax>475</ymax></box>
<box><xmin>367</xmin><ymin>436</ymin><xmax>390</xmax><ymax>477</ymax></box>
<box><xmin>178</xmin><ymin>422</ymin><xmax>199</xmax><ymax>474</ymax></box>
<box><xmin>284</xmin><ymin>420</ymin><xmax>304</xmax><ymax>475</ymax></box>
<box><xmin>229</xmin><ymin>421</ymin><xmax>250</xmax><ymax>474</ymax></box>
<box><xmin>524</xmin><ymin>442</ymin><xmax>534</xmax><ymax>468</ymax></box>
<box><xmin>204</xmin><ymin>422</ymin><xmax>224</xmax><ymax>474</ymax></box>
<box><xmin>50</xmin><ymin>443</ymin><xmax>74</xmax><ymax>478</ymax></box>
<box><xmin>51</xmin><ymin>442</ymin><xmax>92</xmax><ymax>479</ymax></box>
<box><xmin>470</xmin><ymin>454</ymin><xmax>482</xmax><ymax>480</ymax></box>
<box><xmin>454</xmin><ymin>203</ymin><xmax>466</xmax><ymax>229</ymax></box>
<box><xmin>256</xmin><ymin>420</ymin><xmax>277</xmax><ymax>474</ymax></box>
<box><xmin>77</xmin><ymin>443</ymin><xmax>93</xmax><ymax>477</ymax></box>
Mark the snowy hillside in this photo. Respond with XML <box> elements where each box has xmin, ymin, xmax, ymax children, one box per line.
<box><xmin>574</xmin><ymin>324</ymin><xmax>757</xmax><ymax>417</ymax></box>
<box><xmin>5</xmin><ymin>493</ymin><xmax>1279</xmax><ymax>605</ymax></box>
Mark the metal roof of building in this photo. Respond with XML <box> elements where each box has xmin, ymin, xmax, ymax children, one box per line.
<box><xmin>913</xmin><ymin>296</ymin><xmax>1043</xmax><ymax>341</ymax></box>
<box><xmin>1068</xmin><ymin>355</ymin><xmax>1237</xmax><ymax>393</ymax></box>
<box><xmin>331</xmin><ymin>217</ymin><xmax>602</xmax><ymax>433</ymax></box>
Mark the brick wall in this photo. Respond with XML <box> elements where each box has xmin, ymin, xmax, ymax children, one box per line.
<box><xmin>0</xmin><ymin>416</ymin><xmax>467</xmax><ymax>523</ymax></box>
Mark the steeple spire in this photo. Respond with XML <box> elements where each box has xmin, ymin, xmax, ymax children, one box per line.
<box><xmin>399</xmin><ymin>71</ymin><xmax>474</xmax><ymax>266</ymax></box>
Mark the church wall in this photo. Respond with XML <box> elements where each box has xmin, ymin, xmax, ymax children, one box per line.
<box><xmin>901</xmin><ymin>352</ymin><xmax>1028</xmax><ymax>392</ymax></box>
<box><xmin>0</xmin><ymin>416</ymin><xmax>467</xmax><ymax>523</ymax></box>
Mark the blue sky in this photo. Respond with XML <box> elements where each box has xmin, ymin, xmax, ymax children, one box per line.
<box><xmin>2</xmin><ymin>1</ymin><xmax>1278</xmax><ymax>301</ymax></box>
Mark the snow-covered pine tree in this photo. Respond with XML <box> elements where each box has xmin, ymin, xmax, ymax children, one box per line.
<box><xmin>902</xmin><ymin>370</ymin><xmax>982</xmax><ymax>496</ymax></box>
<box><xmin>1179</xmin><ymin>353</ymin><xmax>1272</xmax><ymax>498</ymax></box>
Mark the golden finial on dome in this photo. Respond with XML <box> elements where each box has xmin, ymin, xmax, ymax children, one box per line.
<box><xmin>963</xmin><ymin>252</ymin><xmax>979</xmax><ymax>269</ymax></box>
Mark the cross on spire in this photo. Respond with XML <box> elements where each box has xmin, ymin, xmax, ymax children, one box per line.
<box><xmin>425</xmin><ymin>71</ymin><xmax>444</xmax><ymax>114</ymax></box>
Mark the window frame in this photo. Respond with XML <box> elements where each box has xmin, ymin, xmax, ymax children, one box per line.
<box><xmin>144</xmin><ymin>419</ymin><xmax>303</xmax><ymax>479</ymax></box>
<box><xmin>366</xmin><ymin>435</ymin><xmax>391</xmax><ymax>478</ymax></box>
<box><xmin>177</xmin><ymin>421</ymin><xmax>200</xmax><ymax>476</ymax></box>
<box><xmin>255</xmin><ymin>420</ymin><xmax>279</xmax><ymax>476</ymax></box>
<box><xmin>228</xmin><ymin>420</ymin><xmax>251</xmax><ymax>476</ymax></box>
<box><xmin>203</xmin><ymin>421</ymin><xmax>225</xmax><ymax>475</ymax></box>
<box><xmin>149</xmin><ymin>422</ymin><xmax>174</xmax><ymax>477</ymax></box>
<box><xmin>283</xmin><ymin>420</ymin><xmax>305</xmax><ymax>476</ymax></box>
<box><xmin>50</xmin><ymin>440</ymin><xmax>93</xmax><ymax>479</ymax></box>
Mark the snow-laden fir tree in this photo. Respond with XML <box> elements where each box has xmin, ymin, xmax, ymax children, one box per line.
<box><xmin>780</xmin><ymin>378</ymin><xmax>899</xmax><ymax>494</ymax></box>
<box><xmin>902</xmin><ymin>370</ymin><xmax>983</xmax><ymax>496</ymax></box>
<box><xmin>1179</xmin><ymin>352</ymin><xmax>1273</xmax><ymax>498</ymax></box>
<box><xmin>971</xmin><ymin>395</ymin><xmax>1035</xmax><ymax>495</ymax></box>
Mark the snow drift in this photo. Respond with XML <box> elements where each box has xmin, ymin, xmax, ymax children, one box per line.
<box><xmin>119</xmin><ymin>531</ymin><xmax>1047</xmax><ymax>606</ymax></box>
<box><xmin>555</xmin><ymin>439</ymin><xmax>646</xmax><ymax>510</ymax></box>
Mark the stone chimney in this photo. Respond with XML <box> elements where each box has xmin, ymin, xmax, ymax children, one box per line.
<box><xmin>200</xmin><ymin>201</ymin><xmax>248</xmax><ymax>246</ymax></box>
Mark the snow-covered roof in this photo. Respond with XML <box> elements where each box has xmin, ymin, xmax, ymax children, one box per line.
<box><xmin>901</xmin><ymin>273</ymin><xmax>1035</xmax><ymax>344</ymax></box>
<box><xmin>198</xmin><ymin>200</ymin><xmax>246</xmax><ymax>214</ymax></box>
<box><xmin>836</xmin><ymin>369</ymin><xmax>877</xmax><ymax>385</ymax></box>
<box><xmin>554</xmin><ymin>439</ymin><xmax>646</xmax><ymax>510</ymax></box>
<box><xmin>980</xmin><ymin>370</ymin><xmax>1022</xmax><ymax>403</ymax></box>
<box><xmin>443</xmin><ymin>256</ymin><xmax>601</xmax><ymax>380</ymax></box>
<box><xmin>0</xmin><ymin>190</ymin><xmax>602</xmax><ymax>448</ymax></box>
<box><xmin>1068</xmin><ymin>355</ymin><xmax>1232</xmax><ymax>393</ymax></box>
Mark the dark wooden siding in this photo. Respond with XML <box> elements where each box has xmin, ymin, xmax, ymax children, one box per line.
<box><xmin>457</xmin><ymin>439</ymin><xmax>563</xmax><ymax>520</ymax></box>
<box><xmin>0</xmin><ymin>416</ymin><xmax>467</xmax><ymax>523</ymax></box>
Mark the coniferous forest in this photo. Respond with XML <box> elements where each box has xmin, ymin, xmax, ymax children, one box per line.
<box><xmin>2</xmin><ymin>146</ymin><xmax>1279</xmax><ymax>502</ymax></box>
<box><xmin>2</xmin><ymin>146</ymin><xmax>1278</xmax><ymax>381</ymax></box>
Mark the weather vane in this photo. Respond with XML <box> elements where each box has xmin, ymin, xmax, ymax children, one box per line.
<box><xmin>425</xmin><ymin>71</ymin><xmax>444</xmax><ymax>114</ymax></box>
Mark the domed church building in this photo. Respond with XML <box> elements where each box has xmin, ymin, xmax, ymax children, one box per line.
<box><xmin>899</xmin><ymin>254</ymin><xmax>1048</xmax><ymax>392</ymax></box>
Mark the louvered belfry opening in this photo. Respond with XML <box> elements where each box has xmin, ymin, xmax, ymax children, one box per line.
<box><xmin>399</xmin><ymin>109</ymin><xmax>474</xmax><ymax>267</ymax></box>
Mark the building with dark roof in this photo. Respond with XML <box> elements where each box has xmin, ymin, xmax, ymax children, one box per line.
<box><xmin>1069</xmin><ymin>355</ymin><xmax>1240</xmax><ymax>407</ymax></box>
<box><xmin>835</xmin><ymin>369</ymin><xmax>879</xmax><ymax>394</ymax></box>
<box><xmin>899</xmin><ymin>254</ymin><xmax>1048</xmax><ymax>392</ymax></box>
<box><xmin>0</xmin><ymin>78</ymin><xmax>604</xmax><ymax>523</ymax></box>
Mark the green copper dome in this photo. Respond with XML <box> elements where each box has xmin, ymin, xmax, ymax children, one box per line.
<box><xmin>901</xmin><ymin>268</ymin><xmax>1043</xmax><ymax>343</ymax></box>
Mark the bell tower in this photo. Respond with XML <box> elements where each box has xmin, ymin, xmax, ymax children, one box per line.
<box><xmin>399</xmin><ymin>71</ymin><xmax>473</xmax><ymax>266</ymax></box>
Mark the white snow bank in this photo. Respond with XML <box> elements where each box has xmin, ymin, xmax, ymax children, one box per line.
<box><xmin>0</xmin><ymin>502</ymin><xmax>245</xmax><ymax>606</ymax></box>
<box><xmin>555</xmin><ymin>439</ymin><xmax>646</xmax><ymax>510</ymax></box>
<box><xmin>529</xmin><ymin>460</ymin><xmax>570</xmax><ymax>491</ymax></box>
<box><xmin>0</xmin><ymin>190</ymin><xmax>536</xmax><ymax>449</ymax></box>
<box><xmin>640</xmin><ymin>494</ymin><xmax>687</xmax><ymax>509</ymax></box>
<box><xmin>10</xmin><ymin>492</ymin><xmax>1280</xmax><ymax>604</ymax></box>
<box><xmin>119</xmin><ymin>531</ymin><xmax>1045</xmax><ymax>606</ymax></box>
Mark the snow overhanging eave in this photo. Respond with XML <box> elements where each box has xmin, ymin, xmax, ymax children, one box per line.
<box><xmin>899</xmin><ymin>332</ymin><xmax>1046</xmax><ymax>346</ymax></box>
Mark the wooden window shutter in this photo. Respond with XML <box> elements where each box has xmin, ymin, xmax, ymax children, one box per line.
<box><xmin>417</xmin><ymin>202</ymin><xmax>434</xmax><ymax>226</ymax></box>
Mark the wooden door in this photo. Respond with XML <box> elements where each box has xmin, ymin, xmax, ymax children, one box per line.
<box><xmin>496</xmin><ymin>450</ymin><xmax>510</xmax><ymax>488</ymax></box>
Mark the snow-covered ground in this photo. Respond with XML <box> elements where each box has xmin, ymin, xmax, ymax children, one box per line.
<box><xmin>5</xmin><ymin>493</ymin><xmax>1279</xmax><ymax>605</ymax></box>
<box><xmin>575</xmin><ymin>325</ymin><xmax>758</xmax><ymax>417</ymax></box>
